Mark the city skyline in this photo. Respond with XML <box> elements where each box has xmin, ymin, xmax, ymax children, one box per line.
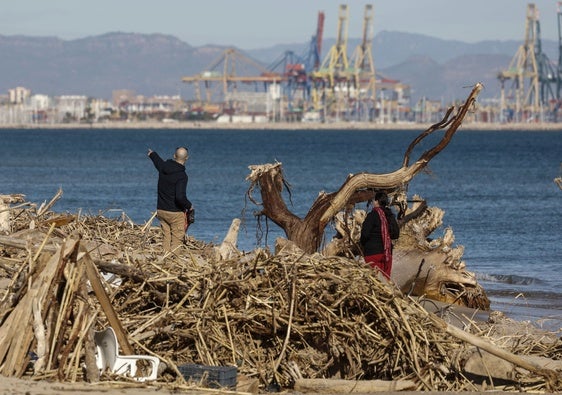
<box><xmin>1</xmin><ymin>0</ymin><xmax>561</xmax><ymax>49</ymax></box>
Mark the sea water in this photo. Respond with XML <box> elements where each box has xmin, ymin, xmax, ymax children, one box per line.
<box><xmin>1</xmin><ymin>128</ymin><xmax>560</xmax><ymax>330</ymax></box>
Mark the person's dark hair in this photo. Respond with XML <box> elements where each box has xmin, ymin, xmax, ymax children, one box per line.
<box><xmin>375</xmin><ymin>191</ymin><xmax>389</xmax><ymax>207</ymax></box>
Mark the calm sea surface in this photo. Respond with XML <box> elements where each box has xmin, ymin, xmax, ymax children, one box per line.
<box><xmin>1</xmin><ymin>128</ymin><xmax>561</xmax><ymax>330</ymax></box>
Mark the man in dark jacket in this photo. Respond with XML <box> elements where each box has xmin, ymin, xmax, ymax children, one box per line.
<box><xmin>148</xmin><ymin>147</ymin><xmax>192</xmax><ymax>253</ymax></box>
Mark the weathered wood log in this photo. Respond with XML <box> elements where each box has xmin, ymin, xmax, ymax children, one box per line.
<box><xmin>427</xmin><ymin>312</ymin><xmax>558</xmax><ymax>380</ymax></box>
<box><xmin>215</xmin><ymin>218</ymin><xmax>242</xmax><ymax>259</ymax></box>
<box><xmin>294</xmin><ymin>378</ymin><xmax>417</xmax><ymax>393</ymax></box>
<box><xmin>0</xmin><ymin>194</ymin><xmax>27</xmax><ymax>234</ymax></box>
<box><xmin>83</xmin><ymin>248</ymin><xmax>134</xmax><ymax>355</ymax></box>
<box><xmin>0</xmin><ymin>234</ymin><xmax>59</xmax><ymax>252</ymax></box>
<box><xmin>31</xmin><ymin>298</ymin><xmax>46</xmax><ymax>374</ymax></box>
<box><xmin>464</xmin><ymin>349</ymin><xmax>562</xmax><ymax>382</ymax></box>
<box><xmin>83</xmin><ymin>326</ymin><xmax>99</xmax><ymax>383</ymax></box>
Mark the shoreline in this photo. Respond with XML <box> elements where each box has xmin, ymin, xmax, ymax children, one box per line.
<box><xmin>2</xmin><ymin>120</ymin><xmax>562</xmax><ymax>131</ymax></box>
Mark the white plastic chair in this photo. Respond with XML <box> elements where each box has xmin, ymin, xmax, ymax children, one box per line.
<box><xmin>94</xmin><ymin>326</ymin><xmax>160</xmax><ymax>382</ymax></box>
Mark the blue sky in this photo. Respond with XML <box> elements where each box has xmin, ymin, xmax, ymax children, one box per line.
<box><xmin>1</xmin><ymin>0</ymin><xmax>560</xmax><ymax>48</ymax></box>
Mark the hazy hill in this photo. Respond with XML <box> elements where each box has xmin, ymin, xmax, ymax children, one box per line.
<box><xmin>0</xmin><ymin>31</ymin><xmax>557</xmax><ymax>103</ymax></box>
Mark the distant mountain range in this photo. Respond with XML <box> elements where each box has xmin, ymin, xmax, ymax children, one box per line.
<box><xmin>0</xmin><ymin>31</ymin><xmax>558</xmax><ymax>104</ymax></box>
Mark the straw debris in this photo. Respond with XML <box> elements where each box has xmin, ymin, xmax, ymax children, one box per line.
<box><xmin>0</xmin><ymin>197</ymin><xmax>560</xmax><ymax>393</ymax></box>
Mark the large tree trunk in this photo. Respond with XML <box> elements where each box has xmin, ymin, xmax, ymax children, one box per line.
<box><xmin>246</xmin><ymin>83</ymin><xmax>482</xmax><ymax>254</ymax></box>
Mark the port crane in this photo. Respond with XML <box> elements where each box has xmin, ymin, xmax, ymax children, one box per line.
<box><xmin>498</xmin><ymin>3</ymin><xmax>557</xmax><ymax>122</ymax></box>
<box><xmin>266</xmin><ymin>50</ymin><xmax>308</xmax><ymax>113</ymax></box>
<box><xmin>305</xmin><ymin>11</ymin><xmax>325</xmax><ymax>74</ymax></box>
<box><xmin>311</xmin><ymin>4</ymin><xmax>353</xmax><ymax>118</ymax></box>
<box><xmin>534</xmin><ymin>4</ymin><xmax>557</xmax><ymax>118</ymax></box>
<box><xmin>265</xmin><ymin>11</ymin><xmax>325</xmax><ymax>114</ymax></box>
<box><xmin>314</xmin><ymin>4</ymin><xmax>351</xmax><ymax>86</ymax></box>
<box><xmin>351</xmin><ymin>4</ymin><xmax>376</xmax><ymax>120</ymax></box>
<box><xmin>181</xmin><ymin>48</ymin><xmax>281</xmax><ymax>107</ymax></box>
<box><xmin>557</xmin><ymin>2</ymin><xmax>562</xmax><ymax>103</ymax></box>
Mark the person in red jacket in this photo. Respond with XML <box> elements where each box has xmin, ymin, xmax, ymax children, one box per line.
<box><xmin>360</xmin><ymin>192</ymin><xmax>400</xmax><ymax>278</ymax></box>
<box><xmin>148</xmin><ymin>146</ymin><xmax>193</xmax><ymax>253</ymax></box>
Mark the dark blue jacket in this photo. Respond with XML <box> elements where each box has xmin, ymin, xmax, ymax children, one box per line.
<box><xmin>149</xmin><ymin>151</ymin><xmax>192</xmax><ymax>212</ymax></box>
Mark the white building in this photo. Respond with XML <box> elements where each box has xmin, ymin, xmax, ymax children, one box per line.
<box><xmin>56</xmin><ymin>95</ymin><xmax>88</xmax><ymax>121</ymax></box>
<box><xmin>8</xmin><ymin>87</ymin><xmax>31</xmax><ymax>104</ymax></box>
<box><xmin>90</xmin><ymin>98</ymin><xmax>114</xmax><ymax>120</ymax></box>
<box><xmin>29</xmin><ymin>94</ymin><xmax>51</xmax><ymax>110</ymax></box>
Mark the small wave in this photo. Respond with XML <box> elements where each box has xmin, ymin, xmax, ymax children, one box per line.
<box><xmin>476</xmin><ymin>272</ymin><xmax>543</xmax><ymax>286</ymax></box>
<box><xmin>485</xmin><ymin>288</ymin><xmax>562</xmax><ymax>303</ymax></box>
<box><xmin>485</xmin><ymin>290</ymin><xmax>562</xmax><ymax>332</ymax></box>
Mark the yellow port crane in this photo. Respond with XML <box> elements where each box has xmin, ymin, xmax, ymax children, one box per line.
<box><xmin>315</xmin><ymin>4</ymin><xmax>351</xmax><ymax>86</ymax></box>
<box><xmin>351</xmin><ymin>4</ymin><xmax>376</xmax><ymax>120</ymax></box>
<box><xmin>498</xmin><ymin>3</ymin><xmax>541</xmax><ymax>122</ymax></box>
<box><xmin>310</xmin><ymin>4</ymin><xmax>355</xmax><ymax>118</ymax></box>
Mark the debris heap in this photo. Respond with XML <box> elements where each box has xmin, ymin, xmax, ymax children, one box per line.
<box><xmin>0</xmin><ymin>200</ymin><xmax>560</xmax><ymax>392</ymax></box>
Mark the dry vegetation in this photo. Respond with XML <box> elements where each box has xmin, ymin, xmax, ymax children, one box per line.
<box><xmin>0</xmin><ymin>197</ymin><xmax>560</xmax><ymax>393</ymax></box>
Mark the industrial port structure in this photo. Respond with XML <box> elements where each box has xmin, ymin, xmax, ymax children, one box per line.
<box><xmin>181</xmin><ymin>3</ymin><xmax>562</xmax><ymax>125</ymax></box>
<box><xmin>497</xmin><ymin>2</ymin><xmax>562</xmax><ymax>123</ymax></box>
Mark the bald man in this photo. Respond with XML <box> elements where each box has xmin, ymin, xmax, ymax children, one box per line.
<box><xmin>148</xmin><ymin>147</ymin><xmax>193</xmax><ymax>253</ymax></box>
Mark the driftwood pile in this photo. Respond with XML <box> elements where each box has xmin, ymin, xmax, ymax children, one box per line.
<box><xmin>0</xmin><ymin>196</ymin><xmax>561</xmax><ymax>392</ymax></box>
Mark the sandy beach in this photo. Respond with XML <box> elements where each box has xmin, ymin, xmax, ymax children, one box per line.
<box><xmin>0</xmin><ymin>374</ymin><xmax>527</xmax><ymax>395</ymax></box>
<box><xmin>0</xmin><ymin>375</ymin><xmax>529</xmax><ymax>395</ymax></box>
